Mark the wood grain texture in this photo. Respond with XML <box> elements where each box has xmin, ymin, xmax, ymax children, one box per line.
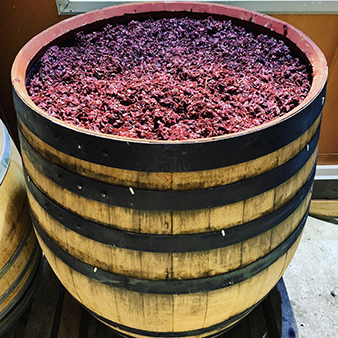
<box><xmin>22</xmin><ymin>148</ymin><xmax>316</xmax><ymax>235</ymax></box>
<box><xmin>18</xmin><ymin>114</ymin><xmax>321</xmax><ymax>190</ymax></box>
<box><xmin>36</xmin><ymin>235</ymin><xmax>299</xmax><ymax>337</ymax></box>
<box><xmin>309</xmin><ymin>200</ymin><xmax>338</xmax><ymax>217</ymax></box>
<box><xmin>14</xmin><ymin>9</ymin><xmax>324</xmax><ymax>333</ymax></box>
<box><xmin>7</xmin><ymin>5</ymin><xmax>329</xmax><ymax>336</ymax></box>
<box><xmin>0</xmin><ymin>142</ymin><xmax>29</xmax><ymax>269</ymax></box>
<box><xmin>0</xmin><ymin>131</ymin><xmax>40</xmax><ymax>334</ymax></box>
<box><xmin>0</xmin><ymin>231</ymin><xmax>36</xmax><ymax>298</ymax></box>
<box><xmin>26</xmin><ymin>189</ymin><xmax>311</xmax><ymax>281</ymax></box>
<box><xmin>3</xmin><ymin>259</ymin><xmax>297</xmax><ymax>338</ymax></box>
<box><xmin>0</xmin><ymin>250</ymin><xmax>39</xmax><ymax>314</ymax></box>
<box><xmin>19</xmin><ymin>106</ymin><xmax>318</xmax><ymax>336</ymax></box>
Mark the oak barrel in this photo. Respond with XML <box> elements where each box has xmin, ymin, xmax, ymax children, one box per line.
<box><xmin>11</xmin><ymin>3</ymin><xmax>327</xmax><ymax>338</ymax></box>
<box><xmin>0</xmin><ymin>120</ymin><xmax>41</xmax><ymax>335</ymax></box>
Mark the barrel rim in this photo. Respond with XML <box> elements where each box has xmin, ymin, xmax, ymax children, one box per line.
<box><xmin>11</xmin><ymin>1</ymin><xmax>328</xmax><ymax>145</ymax></box>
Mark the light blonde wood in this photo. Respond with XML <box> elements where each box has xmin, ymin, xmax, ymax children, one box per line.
<box><xmin>22</xmin><ymin>149</ymin><xmax>316</xmax><ymax>236</ymax></box>
<box><xmin>27</xmin><ymin>191</ymin><xmax>169</xmax><ymax>280</ymax></box>
<box><xmin>19</xmin><ymin>94</ymin><xmax>320</xmax><ymax>336</ymax></box>
<box><xmin>104</xmin><ymin>319</ymin><xmax>243</xmax><ymax>338</ymax></box>
<box><xmin>27</xmin><ymin>175</ymin><xmax>310</xmax><ymax>282</ymax></box>
<box><xmin>281</xmin><ymin>233</ymin><xmax>303</xmax><ymax>276</ymax></box>
<box><xmin>0</xmin><ymin>249</ymin><xmax>39</xmax><ymax>313</ymax></box>
<box><xmin>208</xmin><ymin>201</ymin><xmax>244</xmax><ymax>231</ymax></box>
<box><xmin>0</xmin><ymin>230</ymin><xmax>36</xmax><ymax>295</ymax></box>
<box><xmin>37</xmin><ymin>237</ymin><xmax>170</xmax><ymax>332</ymax></box>
<box><xmin>201</xmin><ymin>238</ymin><xmax>302</xmax><ymax>331</ymax></box>
<box><xmin>271</xmin><ymin>193</ymin><xmax>311</xmax><ymax>249</ymax></box>
<box><xmin>22</xmin><ymin>110</ymin><xmax>316</xmax><ymax>335</ymax></box>
<box><xmin>0</xmin><ymin>132</ymin><xmax>39</xmax><ymax>321</ymax></box>
<box><xmin>274</xmin><ymin>149</ymin><xmax>317</xmax><ymax>210</ymax></box>
<box><xmin>0</xmin><ymin>141</ymin><xmax>30</xmax><ymax>269</ymax></box>
<box><xmin>310</xmin><ymin>200</ymin><xmax>338</xmax><ymax>217</ymax></box>
<box><xmin>19</xmin><ymin>113</ymin><xmax>320</xmax><ymax>190</ymax></box>
<box><xmin>243</xmin><ymin>189</ymin><xmax>275</xmax><ymax>223</ymax></box>
<box><xmin>18</xmin><ymin>120</ymin><xmax>172</xmax><ymax>190</ymax></box>
<box><xmin>38</xmin><ymin>232</ymin><xmax>296</xmax><ymax>337</ymax></box>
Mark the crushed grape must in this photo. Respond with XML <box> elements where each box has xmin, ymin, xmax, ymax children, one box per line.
<box><xmin>27</xmin><ymin>17</ymin><xmax>311</xmax><ymax>140</ymax></box>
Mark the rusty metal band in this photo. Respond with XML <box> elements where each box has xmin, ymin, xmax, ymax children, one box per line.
<box><xmin>14</xmin><ymin>85</ymin><xmax>325</xmax><ymax>172</ymax></box>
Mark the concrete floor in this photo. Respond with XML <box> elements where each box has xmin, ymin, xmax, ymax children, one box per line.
<box><xmin>283</xmin><ymin>216</ymin><xmax>338</xmax><ymax>338</ymax></box>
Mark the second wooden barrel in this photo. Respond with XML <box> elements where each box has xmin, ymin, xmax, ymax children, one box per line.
<box><xmin>0</xmin><ymin>120</ymin><xmax>41</xmax><ymax>336</ymax></box>
<box><xmin>12</xmin><ymin>3</ymin><xmax>327</xmax><ymax>337</ymax></box>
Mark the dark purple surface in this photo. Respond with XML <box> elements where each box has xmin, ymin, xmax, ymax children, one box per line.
<box><xmin>27</xmin><ymin>17</ymin><xmax>311</xmax><ymax>140</ymax></box>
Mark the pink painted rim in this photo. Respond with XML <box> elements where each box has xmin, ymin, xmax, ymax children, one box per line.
<box><xmin>11</xmin><ymin>1</ymin><xmax>328</xmax><ymax>144</ymax></box>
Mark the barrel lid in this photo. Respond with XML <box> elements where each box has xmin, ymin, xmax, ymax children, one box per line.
<box><xmin>0</xmin><ymin>121</ymin><xmax>11</xmax><ymax>185</ymax></box>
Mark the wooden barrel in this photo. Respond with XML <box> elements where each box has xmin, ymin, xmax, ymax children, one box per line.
<box><xmin>11</xmin><ymin>3</ymin><xmax>327</xmax><ymax>338</ymax></box>
<box><xmin>310</xmin><ymin>178</ymin><xmax>338</xmax><ymax>220</ymax></box>
<box><xmin>0</xmin><ymin>120</ymin><xmax>41</xmax><ymax>335</ymax></box>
